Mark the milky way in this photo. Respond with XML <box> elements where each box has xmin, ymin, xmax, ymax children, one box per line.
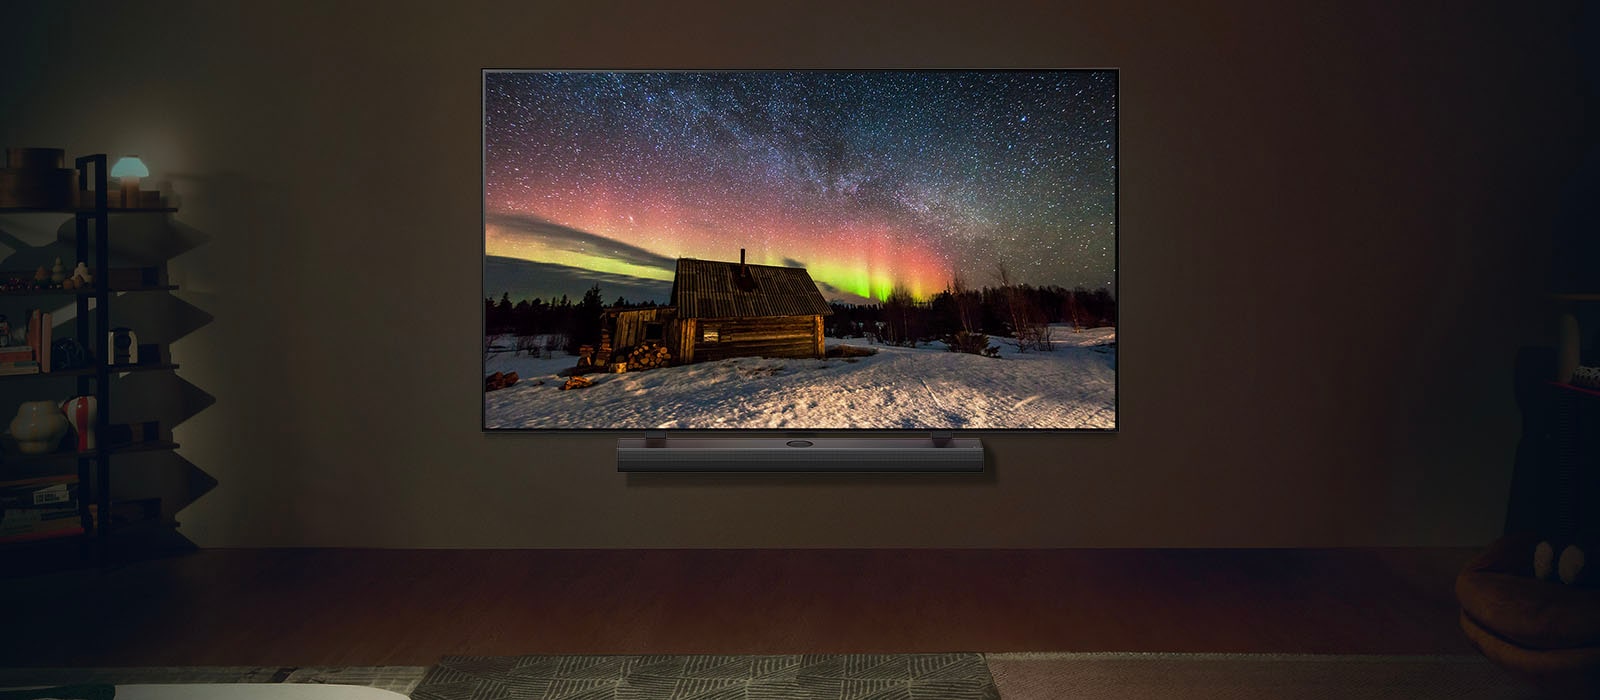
<box><xmin>484</xmin><ymin>70</ymin><xmax>1116</xmax><ymax>303</ymax></box>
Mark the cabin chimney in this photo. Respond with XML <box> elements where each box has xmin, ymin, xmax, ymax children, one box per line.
<box><xmin>734</xmin><ymin>247</ymin><xmax>756</xmax><ymax>291</ymax></box>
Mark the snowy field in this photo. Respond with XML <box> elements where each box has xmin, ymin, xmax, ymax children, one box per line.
<box><xmin>484</xmin><ymin>325</ymin><xmax>1115</xmax><ymax>430</ymax></box>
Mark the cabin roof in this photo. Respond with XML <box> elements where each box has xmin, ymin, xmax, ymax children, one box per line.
<box><xmin>604</xmin><ymin>306</ymin><xmax>673</xmax><ymax>317</ymax></box>
<box><xmin>669</xmin><ymin>258</ymin><xmax>833</xmax><ymax>319</ymax></box>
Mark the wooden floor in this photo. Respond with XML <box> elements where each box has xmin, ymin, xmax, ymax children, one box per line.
<box><xmin>0</xmin><ymin>548</ymin><xmax>1479</xmax><ymax>667</ymax></box>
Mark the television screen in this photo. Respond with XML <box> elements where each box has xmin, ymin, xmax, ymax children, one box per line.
<box><xmin>484</xmin><ymin>70</ymin><xmax>1116</xmax><ymax>431</ymax></box>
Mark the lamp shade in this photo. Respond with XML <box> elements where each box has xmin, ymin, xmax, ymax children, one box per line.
<box><xmin>110</xmin><ymin>156</ymin><xmax>148</xmax><ymax>179</ymax></box>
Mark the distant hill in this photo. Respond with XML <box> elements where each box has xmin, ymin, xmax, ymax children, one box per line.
<box><xmin>484</xmin><ymin>256</ymin><xmax>673</xmax><ymax>305</ymax></box>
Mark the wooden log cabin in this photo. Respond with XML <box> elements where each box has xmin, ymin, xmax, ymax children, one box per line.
<box><xmin>599</xmin><ymin>251</ymin><xmax>832</xmax><ymax>366</ymax></box>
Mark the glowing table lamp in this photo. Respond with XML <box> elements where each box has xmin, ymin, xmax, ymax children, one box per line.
<box><xmin>110</xmin><ymin>155</ymin><xmax>148</xmax><ymax>208</ymax></box>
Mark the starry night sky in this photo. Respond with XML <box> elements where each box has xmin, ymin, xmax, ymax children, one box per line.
<box><xmin>484</xmin><ymin>70</ymin><xmax>1116</xmax><ymax>304</ymax></box>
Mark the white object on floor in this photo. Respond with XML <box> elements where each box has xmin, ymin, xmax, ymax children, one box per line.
<box><xmin>1535</xmin><ymin>541</ymin><xmax>1556</xmax><ymax>581</ymax></box>
<box><xmin>115</xmin><ymin>685</ymin><xmax>408</xmax><ymax>700</ymax></box>
<box><xmin>1560</xmin><ymin>544</ymin><xmax>1587</xmax><ymax>585</ymax></box>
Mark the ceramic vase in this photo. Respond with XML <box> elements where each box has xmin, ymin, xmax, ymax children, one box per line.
<box><xmin>10</xmin><ymin>400</ymin><xmax>69</xmax><ymax>454</ymax></box>
<box><xmin>61</xmin><ymin>396</ymin><xmax>96</xmax><ymax>451</ymax></box>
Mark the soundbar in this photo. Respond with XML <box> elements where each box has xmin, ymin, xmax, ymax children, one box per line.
<box><xmin>616</xmin><ymin>435</ymin><xmax>985</xmax><ymax>472</ymax></box>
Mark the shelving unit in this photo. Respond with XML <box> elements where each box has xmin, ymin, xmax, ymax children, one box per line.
<box><xmin>0</xmin><ymin>154</ymin><xmax>183</xmax><ymax>566</ymax></box>
<box><xmin>1506</xmin><ymin>295</ymin><xmax>1600</xmax><ymax>541</ymax></box>
<box><xmin>0</xmin><ymin>440</ymin><xmax>182</xmax><ymax>464</ymax></box>
<box><xmin>0</xmin><ymin>363</ymin><xmax>179</xmax><ymax>380</ymax></box>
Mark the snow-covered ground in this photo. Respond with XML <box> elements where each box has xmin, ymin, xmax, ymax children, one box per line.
<box><xmin>484</xmin><ymin>325</ymin><xmax>1115</xmax><ymax>430</ymax></box>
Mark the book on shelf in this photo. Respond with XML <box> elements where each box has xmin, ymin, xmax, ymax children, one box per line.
<box><xmin>22</xmin><ymin>309</ymin><xmax>50</xmax><ymax>373</ymax></box>
<box><xmin>0</xmin><ymin>360</ymin><xmax>40</xmax><ymax>375</ymax></box>
<box><xmin>0</xmin><ymin>345</ymin><xmax>34</xmax><ymax>363</ymax></box>
<box><xmin>0</xmin><ymin>475</ymin><xmax>78</xmax><ymax>509</ymax></box>
<box><xmin>21</xmin><ymin>482</ymin><xmax>70</xmax><ymax>506</ymax></box>
<box><xmin>0</xmin><ymin>501</ymin><xmax>78</xmax><ymax>530</ymax></box>
<box><xmin>1</xmin><ymin>503</ymin><xmax>80</xmax><ymax>525</ymax></box>
<box><xmin>0</xmin><ymin>506</ymin><xmax>82</xmax><ymax>539</ymax></box>
<box><xmin>0</xmin><ymin>474</ymin><xmax>76</xmax><ymax>488</ymax></box>
<box><xmin>0</xmin><ymin>481</ymin><xmax>82</xmax><ymax>539</ymax></box>
<box><xmin>25</xmin><ymin>309</ymin><xmax>37</xmax><ymax>357</ymax></box>
<box><xmin>39</xmin><ymin>310</ymin><xmax>50</xmax><ymax>372</ymax></box>
<box><xmin>0</xmin><ymin>525</ymin><xmax>84</xmax><ymax>545</ymax></box>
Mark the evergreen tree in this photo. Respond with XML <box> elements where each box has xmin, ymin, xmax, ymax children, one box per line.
<box><xmin>579</xmin><ymin>284</ymin><xmax>604</xmax><ymax>312</ymax></box>
<box><xmin>572</xmin><ymin>284</ymin><xmax>605</xmax><ymax>347</ymax></box>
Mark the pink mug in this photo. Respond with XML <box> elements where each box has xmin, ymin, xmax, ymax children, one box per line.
<box><xmin>61</xmin><ymin>396</ymin><xmax>96</xmax><ymax>451</ymax></box>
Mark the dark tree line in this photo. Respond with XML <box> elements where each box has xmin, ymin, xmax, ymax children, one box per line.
<box><xmin>487</xmin><ymin>279</ymin><xmax>1115</xmax><ymax>357</ymax></box>
<box><xmin>826</xmin><ymin>283</ymin><xmax>1116</xmax><ymax>353</ymax></box>
<box><xmin>483</xmin><ymin>284</ymin><xmax>660</xmax><ymax>354</ymax></box>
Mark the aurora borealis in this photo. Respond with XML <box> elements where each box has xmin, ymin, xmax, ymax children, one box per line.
<box><xmin>484</xmin><ymin>70</ymin><xmax>1116</xmax><ymax>304</ymax></box>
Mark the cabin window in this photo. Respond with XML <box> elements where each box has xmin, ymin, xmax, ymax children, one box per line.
<box><xmin>701</xmin><ymin>326</ymin><xmax>720</xmax><ymax>343</ymax></box>
<box><xmin>645</xmin><ymin>322</ymin><xmax>664</xmax><ymax>342</ymax></box>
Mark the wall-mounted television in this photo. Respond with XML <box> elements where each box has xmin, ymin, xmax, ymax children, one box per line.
<box><xmin>483</xmin><ymin>69</ymin><xmax>1116</xmax><ymax>435</ymax></box>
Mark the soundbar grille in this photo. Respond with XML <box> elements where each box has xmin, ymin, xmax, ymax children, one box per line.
<box><xmin>616</xmin><ymin>440</ymin><xmax>985</xmax><ymax>472</ymax></box>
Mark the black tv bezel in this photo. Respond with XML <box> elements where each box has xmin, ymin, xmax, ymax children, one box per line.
<box><xmin>481</xmin><ymin>68</ymin><xmax>1119</xmax><ymax>436</ymax></box>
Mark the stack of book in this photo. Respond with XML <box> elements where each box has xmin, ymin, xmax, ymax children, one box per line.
<box><xmin>0</xmin><ymin>308</ymin><xmax>51</xmax><ymax>376</ymax></box>
<box><xmin>0</xmin><ymin>475</ymin><xmax>83</xmax><ymax>544</ymax></box>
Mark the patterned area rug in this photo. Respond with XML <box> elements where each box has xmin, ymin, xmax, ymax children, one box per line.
<box><xmin>412</xmin><ymin>654</ymin><xmax>998</xmax><ymax>700</ymax></box>
<box><xmin>984</xmin><ymin>653</ymin><xmax>1537</xmax><ymax>700</ymax></box>
<box><xmin>0</xmin><ymin>654</ymin><xmax>1534</xmax><ymax>699</ymax></box>
<box><xmin>0</xmin><ymin>668</ymin><xmax>427</xmax><ymax>695</ymax></box>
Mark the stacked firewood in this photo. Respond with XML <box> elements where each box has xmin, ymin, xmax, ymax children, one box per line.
<box><xmin>625</xmin><ymin>342</ymin><xmax>671</xmax><ymax>370</ymax></box>
<box><xmin>559</xmin><ymin>375</ymin><xmax>593</xmax><ymax>391</ymax></box>
<box><xmin>484</xmin><ymin>371</ymin><xmax>519</xmax><ymax>392</ymax></box>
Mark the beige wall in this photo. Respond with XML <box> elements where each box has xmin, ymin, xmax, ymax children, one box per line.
<box><xmin>0</xmin><ymin>0</ymin><xmax>1581</xmax><ymax>547</ymax></box>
